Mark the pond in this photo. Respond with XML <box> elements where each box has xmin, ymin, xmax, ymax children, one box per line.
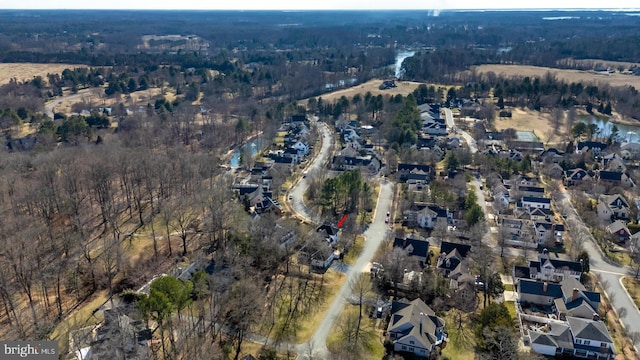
<box><xmin>229</xmin><ymin>137</ymin><xmax>265</xmax><ymax>167</ymax></box>
<box><xmin>579</xmin><ymin>115</ymin><xmax>640</xmax><ymax>143</ymax></box>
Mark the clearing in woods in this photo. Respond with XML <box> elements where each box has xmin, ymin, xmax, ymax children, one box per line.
<box><xmin>0</xmin><ymin>63</ymin><xmax>87</xmax><ymax>86</ymax></box>
<box><xmin>300</xmin><ymin>79</ymin><xmax>427</xmax><ymax>104</ymax></box>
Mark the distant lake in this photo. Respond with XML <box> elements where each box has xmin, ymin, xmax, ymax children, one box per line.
<box><xmin>579</xmin><ymin>115</ymin><xmax>640</xmax><ymax>143</ymax></box>
<box><xmin>229</xmin><ymin>137</ymin><xmax>265</xmax><ymax>167</ymax></box>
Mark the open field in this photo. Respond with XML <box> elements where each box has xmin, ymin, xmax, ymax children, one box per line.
<box><xmin>472</xmin><ymin>64</ymin><xmax>640</xmax><ymax>89</ymax></box>
<box><xmin>45</xmin><ymin>87</ymin><xmax>167</xmax><ymax>116</ymax></box>
<box><xmin>492</xmin><ymin>108</ymin><xmax>566</xmax><ymax>145</ymax></box>
<box><xmin>0</xmin><ymin>63</ymin><xmax>87</xmax><ymax>86</ymax></box>
<box><xmin>301</xmin><ymin>79</ymin><xmax>427</xmax><ymax>104</ymax></box>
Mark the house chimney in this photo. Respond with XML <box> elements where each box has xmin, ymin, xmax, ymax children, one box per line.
<box><xmin>543</xmin><ymin>282</ymin><xmax>548</xmax><ymax>292</ymax></box>
<box><xmin>593</xmin><ymin>313</ymin><xmax>600</xmax><ymax>321</ymax></box>
<box><xmin>419</xmin><ymin>312</ymin><xmax>424</xmax><ymax>334</ymax></box>
<box><xmin>572</xmin><ymin>288</ymin><xmax>580</xmax><ymax>302</ymax></box>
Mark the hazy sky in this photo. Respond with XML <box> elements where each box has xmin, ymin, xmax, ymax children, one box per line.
<box><xmin>1</xmin><ymin>0</ymin><xmax>639</xmax><ymax>10</ymax></box>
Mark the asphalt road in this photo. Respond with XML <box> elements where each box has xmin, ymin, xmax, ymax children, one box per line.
<box><xmin>288</xmin><ymin>122</ymin><xmax>333</xmax><ymax>224</ymax></box>
<box><xmin>554</xmin><ymin>188</ymin><xmax>640</xmax><ymax>347</ymax></box>
<box><xmin>44</xmin><ymin>92</ymin><xmax>93</xmax><ymax>118</ymax></box>
<box><xmin>443</xmin><ymin>107</ymin><xmax>478</xmax><ymax>153</ymax></box>
<box><xmin>302</xmin><ymin>181</ymin><xmax>394</xmax><ymax>359</ymax></box>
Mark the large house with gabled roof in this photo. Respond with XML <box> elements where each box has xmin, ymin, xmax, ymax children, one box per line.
<box><xmin>597</xmin><ymin>193</ymin><xmax>630</xmax><ymax>221</ymax></box>
<box><xmin>527</xmin><ymin>251</ymin><xmax>583</xmax><ymax>282</ymax></box>
<box><xmin>393</xmin><ymin>237</ymin><xmax>430</xmax><ymax>267</ymax></box>
<box><xmin>387</xmin><ymin>298</ymin><xmax>446</xmax><ymax>358</ymax></box>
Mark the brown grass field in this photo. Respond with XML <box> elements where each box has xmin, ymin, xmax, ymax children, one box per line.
<box><xmin>471</xmin><ymin>64</ymin><xmax>640</xmax><ymax>89</ymax></box>
<box><xmin>0</xmin><ymin>63</ymin><xmax>87</xmax><ymax>85</ymax></box>
<box><xmin>493</xmin><ymin>108</ymin><xmax>565</xmax><ymax>145</ymax></box>
<box><xmin>300</xmin><ymin>79</ymin><xmax>428</xmax><ymax>104</ymax></box>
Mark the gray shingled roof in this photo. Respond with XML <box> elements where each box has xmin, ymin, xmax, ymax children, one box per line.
<box><xmin>567</xmin><ymin>317</ymin><xmax>613</xmax><ymax>343</ymax></box>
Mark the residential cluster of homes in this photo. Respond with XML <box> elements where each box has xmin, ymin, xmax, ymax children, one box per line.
<box><xmin>384</xmin><ymin>239</ymin><xmax>473</xmax><ymax>358</ymax></box>
<box><xmin>419</xmin><ymin>104</ymin><xmax>462</xmax><ymax>150</ymax></box>
<box><xmin>544</xmin><ymin>142</ymin><xmax>640</xmax><ymax>246</ymax></box>
<box><xmin>513</xmin><ymin>251</ymin><xmax>615</xmax><ymax>359</ymax></box>
<box><xmin>232</xmin><ymin>116</ymin><xmax>312</xmax><ymax>216</ymax></box>
<box><xmin>331</xmin><ymin>120</ymin><xmax>381</xmax><ymax>173</ymax></box>
<box><xmin>488</xmin><ymin>175</ymin><xmax>565</xmax><ymax>249</ymax></box>
<box><xmin>267</xmin><ymin>115</ymin><xmax>311</xmax><ymax>165</ymax></box>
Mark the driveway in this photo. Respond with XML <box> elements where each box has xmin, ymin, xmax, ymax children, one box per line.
<box><xmin>554</xmin><ymin>188</ymin><xmax>640</xmax><ymax>347</ymax></box>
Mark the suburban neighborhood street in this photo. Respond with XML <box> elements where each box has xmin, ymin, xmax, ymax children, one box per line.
<box><xmin>302</xmin><ymin>181</ymin><xmax>394</xmax><ymax>359</ymax></box>
<box><xmin>554</xmin><ymin>188</ymin><xmax>640</xmax><ymax>346</ymax></box>
<box><xmin>283</xmin><ymin>120</ymin><xmax>395</xmax><ymax>358</ymax></box>
<box><xmin>288</xmin><ymin>122</ymin><xmax>333</xmax><ymax>224</ymax></box>
<box><xmin>443</xmin><ymin>107</ymin><xmax>478</xmax><ymax>153</ymax></box>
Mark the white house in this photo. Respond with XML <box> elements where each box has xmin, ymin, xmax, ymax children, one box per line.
<box><xmin>292</xmin><ymin>141</ymin><xmax>309</xmax><ymax>156</ymax></box>
<box><xmin>521</xmin><ymin>196</ymin><xmax>551</xmax><ymax>210</ymax></box>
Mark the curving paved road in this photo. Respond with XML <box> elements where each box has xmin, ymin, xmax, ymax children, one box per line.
<box><xmin>287</xmin><ymin>122</ymin><xmax>333</xmax><ymax>224</ymax></box>
<box><xmin>283</xmin><ymin>120</ymin><xmax>396</xmax><ymax>359</ymax></box>
<box><xmin>554</xmin><ymin>188</ymin><xmax>640</xmax><ymax>347</ymax></box>
<box><xmin>443</xmin><ymin>107</ymin><xmax>478</xmax><ymax>153</ymax></box>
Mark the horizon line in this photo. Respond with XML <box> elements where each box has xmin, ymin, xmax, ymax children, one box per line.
<box><xmin>2</xmin><ymin>8</ymin><xmax>640</xmax><ymax>11</ymax></box>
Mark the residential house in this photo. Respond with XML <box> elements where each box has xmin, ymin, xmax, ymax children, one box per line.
<box><xmin>521</xmin><ymin>196</ymin><xmax>551</xmax><ymax>210</ymax></box>
<box><xmin>517</xmin><ymin>278</ymin><xmax>564</xmax><ymax>305</ymax></box>
<box><xmin>436</xmin><ymin>241</ymin><xmax>472</xmax><ymax>282</ymax></box>
<box><xmin>528</xmin><ymin>318</ymin><xmax>615</xmax><ymax>359</ymax></box>
<box><xmin>316</xmin><ymin>223</ymin><xmax>340</xmax><ymax>246</ymax></box>
<box><xmin>621</xmin><ymin>142</ymin><xmax>640</xmax><ymax>159</ymax></box>
<box><xmin>534</xmin><ymin>222</ymin><xmax>565</xmax><ymax>245</ymax></box>
<box><xmin>602</xmin><ymin>153</ymin><xmax>626</xmax><ymax>172</ymax></box>
<box><xmin>398</xmin><ymin>163</ymin><xmax>431</xmax><ymax>181</ymax></box>
<box><xmin>393</xmin><ymin>237</ymin><xmax>430</xmax><ymax>267</ymax></box>
<box><xmin>305</xmin><ymin>244</ymin><xmax>339</xmax><ymax>270</ymax></box>
<box><xmin>528</xmin><ymin>322</ymin><xmax>575</xmax><ymax>358</ymax></box>
<box><xmin>387</xmin><ymin>298</ymin><xmax>446</xmax><ymax>358</ymax></box>
<box><xmin>291</xmin><ymin>141</ymin><xmax>309</xmax><ymax>156</ymax></box>
<box><xmin>331</xmin><ymin>155</ymin><xmax>381</xmax><ymax>173</ymax></box>
<box><xmin>423</xmin><ymin>122</ymin><xmax>447</xmax><ymax>136</ymax></box>
<box><xmin>523</xmin><ymin>277</ymin><xmax>611</xmax><ymax>359</ymax></box>
<box><xmin>528</xmin><ymin>207</ymin><xmax>552</xmax><ymax>222</ymax></box>
<box><xmin>598</xmin><ymin>170</ymin><xmax>633</xmax><ymax>187</ymax></box>
<box><xmin>502</xmin><ymin>218</ymin><xmax>526</xmax><ymax>239</ymax></box>
<box><xmin>547</xmin><ymin>163</ymin><xmax>565</xmax><ymax>180</ymax></box>
<box><xmin>491</xmin><ymin>183</ymin><xmax>511</xmax><ymax>206</ymax></box>
<box><xmin>70</xmin><ymin>308</ymin><xmax>152</xmax><ymax>360</ymax></box>
<box><xmin>290</xmin><ymin>114</ymin><xmax>307</xmax><ymax>123</ymax></box>
<box><xmin>540</xmin><ymin>148</ymin><xmax>565</xmax><ymax>163</ymax></box>
<box><xmin>403</xmin><ymin>203</ymin><xmax>452</xmax><ymax>229</ymax></box>
<box><xmin>553</xmin><ymin>277</ymin><xmax>601</xmax><ymax>321</ymax></box>
<box><xmin>406</xmin><ymin>172</ymin><xmax>430</xmax><ymax>192</ymax></box>
<box><xmin>518</xmin><ymin>277</ymin><xmax>600</xmax><ymax>319</ymax></box>
<box><xmin>576</xmin><ymin>141</ymin><xmax>607</xmax><ymax>155</ymax></box>
<box><xmin>511</xmin><ymin>185</ymin><xmax>545</xmax><ymax>200</ymax></box>
<box><xmin>597</xmin><ymin>194</ymin><xmax>630</xmax><ymax>221</ymax></box>
<box><xmin>563</xmin><ymin>168</ymin><xmax>593</xmax><ymax>187</ymax></box>
<box><xmin>528</xmin><ymin>251</ymin><xmax>583</xmax><ymax>282</ymax></box>
<box><xmin>566</xmin><ymin>317</ymin><xmax>615</xmax><ymax>359</ymax></box>
<box><xmin>606</xmin><ymin>220</ymin><xmax>631</xmax><ymax>242</ymax></box>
